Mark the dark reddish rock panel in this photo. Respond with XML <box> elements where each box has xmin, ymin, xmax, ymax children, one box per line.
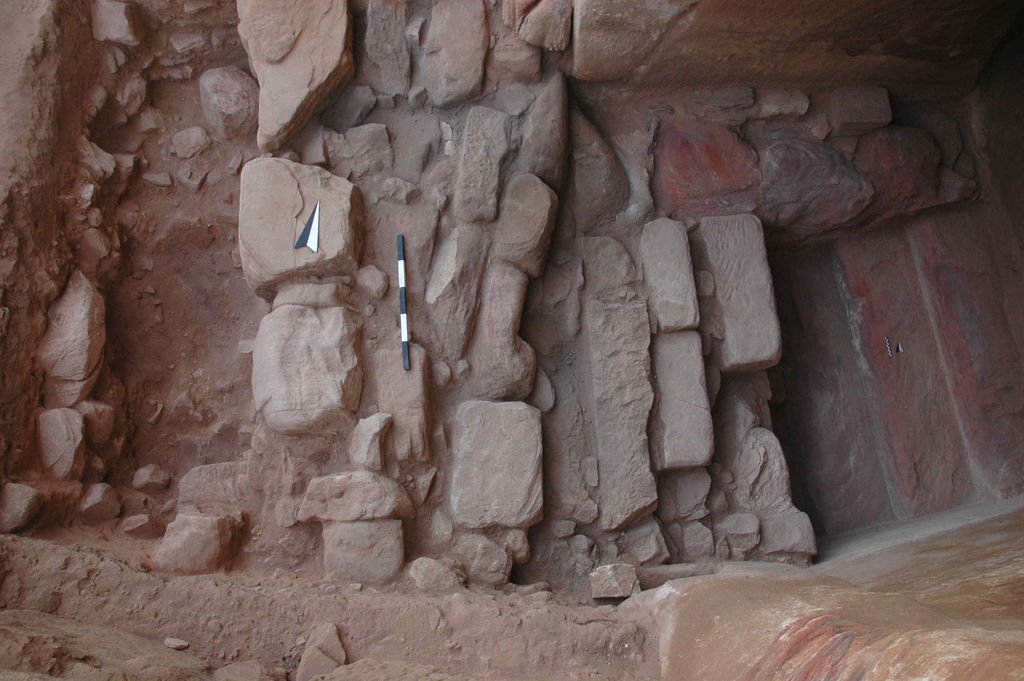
<box><xmin>906</xmin><ymin>210</ymin><xmax>1024</xmax><ymax>498</ymax></box>
<box><xmin>833</xmin><ymin>228</ymin><xmax>977</xmax><ymax>516</ymax></box>
<box><xmin>653</xmin><ymin>119</ymin><xmax>760</xmax><ymax>216</ymax></box>
<box><xmin>770</xmin><ymin>244</ymin><xmax>900</xmax><ymax>535</ymax></box>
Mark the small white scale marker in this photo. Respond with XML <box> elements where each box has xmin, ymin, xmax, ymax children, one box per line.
<box><xmin>294</xmin><ymin>201</ymin><xmax>321</xmax><ymax>253</ymax></box>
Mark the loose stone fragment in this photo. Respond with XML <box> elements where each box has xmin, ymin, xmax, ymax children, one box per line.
<box><xmin>170</xmin><ymin>127</ymin><xmax>210</xmax><ymax>158</ymax></box>
<box><xmin>79</xmin><ymin>483</ymin><xmax>121</xmax><ymax>522</ymax></box>
<box><xmin>0</xmin><ymin>483</ymin><xmax>43</xmax><ymax>534</ymax></box>
<box><xmin>589</xmin><ymin>564</ymin><xmax>640</xmax><ymax>599</ymax></box>
<box><xmin>153</xmin><ymin>511</ymin><xmax>244</xmax><ymax>574</ymax></box>
<box><xmin>450</xmin><ymin>401</ymin><xmax>543</xmax><ymax>529</ymax></box>
<box><xmin>122</xmin><ymin>514</ymin><xmax>165</xmax><ymax>539</ymax></box>
<box><xmin>296</xmin><ymin>623</ymin><xmax>347</xmax><ymax>681</ymax></box>
<box><xmin>132</xmin><ymin>464</ymin><xmax>171</xmax><ymax>493</ymax></box>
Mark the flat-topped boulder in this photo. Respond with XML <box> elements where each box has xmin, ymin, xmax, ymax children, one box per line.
<box><xmin>298</xmin><ymin>472</ymin><xmax>414</xmax><ymax>523</ymax></box>
<box><xmin>239</xmin><ymin>158</ymin><xmax>363</xmax><ymax>299</ymax></box>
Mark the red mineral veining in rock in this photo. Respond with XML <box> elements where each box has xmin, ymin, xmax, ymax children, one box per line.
<box><xmin>653</xmin><ymin>119</ymin><xmax>761</xmax><ymax>216</ymax></box>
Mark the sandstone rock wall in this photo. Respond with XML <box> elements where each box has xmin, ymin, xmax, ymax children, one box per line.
<box><xmin>1</xmin><ymin>0</ymin><xmax>1020</xmax><ymax>602</ymax></box>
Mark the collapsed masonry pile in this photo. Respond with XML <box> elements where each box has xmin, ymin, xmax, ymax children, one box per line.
<box><xmin>2</xmin><ymin>0</ymin><xmax>978</xmax><ymax>600</ymax></box>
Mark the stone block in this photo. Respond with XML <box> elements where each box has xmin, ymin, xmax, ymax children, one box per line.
<box><xmin>829</xmin><ymin>86</ymin><xmax>892</xmax><ymax>135</ymax></box>
<box><xmin>374</xmin><ymin>344</ymin><xmax>431</xmax><ymax>463</ymax></box>
<box><xmin>649</xmin><ymin>331</ymin><xmax>714</xmax><ymax>470</ymax></box>
<box><xmin>691</xmin><ymin>214</ymin><xmax>781</xmax><ymax>373</ymax></box>
<box><xmin>252</xmin><ymin>305</ymin><xmax>362</xmax><ymax>433</ymax></box>
<box><xmin>237</xmin><ymin>0</ymin><xmax>354</xmax><ymax>150</ymax></box>
<box><xmin>584</xmin><ymin>297</ymin><xmax>657</xmax><ymax>531</ymax></box>
<box><xmin>657</xmin><ymin>468</ymin><xmax>712</xmax><ymax>523</ymax></box>
<box><xmin>760</xmin><ymin>510</ymin><xmax>816</xmax><ymax>555</ymax></box>
<box><xmin>153</xmin><ymin>511</ymin><xmax>243</xmax><ymax>574</ymax></box>
<box><xmin>418</xmin><ymin>0</ymin><xmax>487</xmax><ymax>107</ymax></box>
<box><xmin>239</xmin><ymin>158</ymin><xmax>363</xmax><ymax>298</ymax></box>
<box><xmin>589</xmin><ymin>564</ymin><xmax>640</xmax><ymax>599</ymax></box>
<box><xmin>38</xmin><ymin>272</ymin><xmax>105</xmax><ymax>407</ymax></box>
<box><xmin>322</xmin><ymin>519</ymin><xmax>404</xmax><ymax>583</ymax></box>
<box><xmin>453</xmin><ymin>107</ymin><xmax>511</xmax><ymax>223</ymax></box>
<box><xmin>0</xmin><ymin>483</ymin><xmax>42</xmax><ymax>533</ymax></box>
<box><xmin>199</xmin><ymin>66</ymin><xmax>259</xmax><ymax>140</ymax></box>
<box><xmin>298</xmin><ymin>472</ymin><xmax>414</xmax><ymax>523</ymax></box>
<box><xmin>451</xmin><ymin>533</ymin><xmax>512</xmax><ymax>586</ymax></box>
<box><xmin>450</xmin><ymin>401</ymin><xmax>542</xmax><ymax>529</ymax></box>
<box><xmin>348</xmin><ymin>413</ymin><xmax>391</xmax><ymax>472</ymax></box>
<box><xmin>37</xmin><ymin>408</ymin><xmax>86</xmax><ymax>480</ymax></box>
<box><xmin>640</xmin><ymin>218</ymin><xmax>699</xmax><ymax>332</ymax></box>
<box><xmin>424</xmin><ymin>225</ymin><xmax>488</xmax><ymax>360</ymax></box>
<box><xmin>464</xmin><ymin>263</ymin><xmax>537</xmax><ymax>400</ymax></box>
<box><xmin>493</xmin><ymin>174</ymin><xmax>558</xmax><ymax>278</ymax></box>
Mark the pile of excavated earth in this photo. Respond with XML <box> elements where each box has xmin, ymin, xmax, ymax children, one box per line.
<box><xmin>0</xmin><ymin>0</ymin><xmax>1016</xmax><ymax>679</ymax></box>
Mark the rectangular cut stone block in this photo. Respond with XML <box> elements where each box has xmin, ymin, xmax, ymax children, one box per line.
<box><xmin>650</xmin><ymin>331</ymin><xmax>713</xmax><ymax>470</ymax></box>
<box><xmin>691</xmin><ymin>214</ymin><xmax>781</xmax><ymax>372</ymax></box>
<box><xmin>252</xmin><ymin>305</ymin><xmax>362</xmax><ymax>434</ymax></box>
<box><xmin>640</xmin><ymin>218</ymin><xmax>699</xmax><ymax>332</ymax></box>
<box><xmin>322</xmin><ymin>519</ymin><xmax>404</xmax><ymax>584</ymax></box>
<box><xmin>239</xmin><ymin>157</ymin><xmax>363</xmax><ymax>299</ymax></box>
<box><xmin>453</xmin><ymin>106</ymin><xmax>510</xmax><ymax>223</ymax></box>
<box><xmin>584</xmin><ymin>297</ymin><xmax>658</xmax><ymax>530</ymax></box>
<box><xmin>829</xmin><ymin>86</ymin><xmax>892</xmax><ymax>135</ymax></box>
<box><xmin>450</xmin><ymin>401</ymin><xmax>543</xmax><ymax>529</ymax></box>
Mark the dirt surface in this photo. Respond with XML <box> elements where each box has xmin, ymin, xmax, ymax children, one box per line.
<box><xmin>0</xmin><ymin>533</ymin><xmax>655</xmax><ymax>681</ymax></box>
